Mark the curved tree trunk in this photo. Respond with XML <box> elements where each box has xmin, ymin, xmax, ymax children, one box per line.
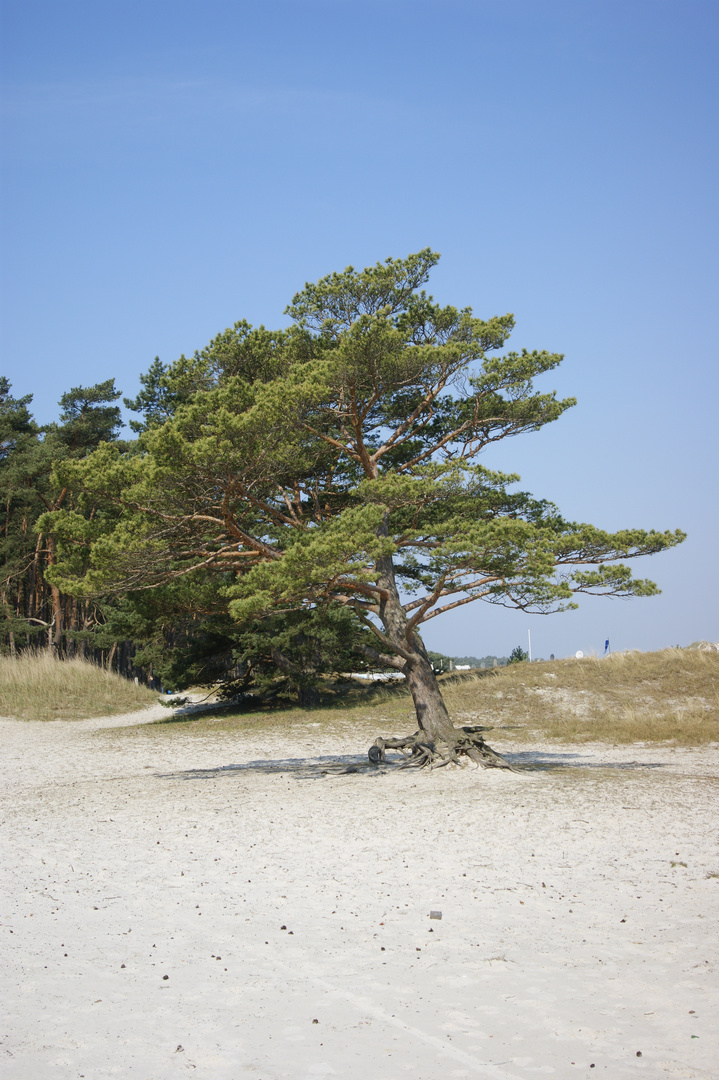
<box><xmin>403</xmin><ymin>651</ymin><xmax>456</xmax><ymax>744</ymax></box>
<box><xmin>368</xmin><ymin>528</ymin><xmax>511</xmax><ymax>769</ymax></box>
<box><xmin>374</xmin><ymin>544</ymin><xmax>456</xmax><ymax>744</ymax></box>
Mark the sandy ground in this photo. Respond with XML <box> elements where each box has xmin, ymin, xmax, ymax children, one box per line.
<box><xmin>1</xmin><ymin>705</ymin><xmax>718</xmax><ymax>1080</ymax></box>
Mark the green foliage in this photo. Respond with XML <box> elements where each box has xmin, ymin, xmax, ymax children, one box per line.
<box><xmin>55</xmin><ymin>379</ymin><xmax>122</xmax><ymax>452</ymax></box>
<box><xmin>508</xmin><ymin>645</ymin><xmax>529</xmax><ymax>664</ymax></box>
<box><xmin>123</xmin><ymin>321</ymin><xmax>298</xmax><ymax>432</ymax></box>
<box><xmin>0</xmin><ymin>377</ymin><xmax>129</xmax><ymax>653</ymax></box>
<box><xmin>0</xmin><ymin>377</ymin><xmax>35</xmax><ymax>462</ymax></box>
<box><xmin>231</xmin><ymin>605</ymin><xmax>372</xmax><ymax>705</ymax></box>
<box><xmin>42</xmin><ymin>251</ymin><xmax>685</xmax><ymax>690</ymax></box>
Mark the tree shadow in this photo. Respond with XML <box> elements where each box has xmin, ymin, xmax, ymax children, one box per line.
<box><xmin>155</xmin><ymin>748</ymin><xmax>668</xmax><ymax>782</ymax></box>
<box><xmin>503</xmin><ymin>749</ymin><xmax>667</xmax><ymax>772</ymax></box>
<box><xmin>156</xmin><ymin>754</ymin><xmax>385</xmax><ymax>781</ymax></box>
<box><xmin>152</xmin><ymin>700</ymin><xmax>241</xmax><ymax>724</ymax></box>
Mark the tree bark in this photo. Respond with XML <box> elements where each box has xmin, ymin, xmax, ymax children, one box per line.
<box><xmin>298</xmin><ymin>683</ymin><xmax>321</xmax><ymax>708</ymax></box>
<box><xmin>374</xmin><ymin>531</ymin><xmax>456</xmax><ymax>745</ymax></box>
<box><xmin>271</xmin><ymin>645</ymin><xmax>322</xmax><ymax>708</ymax></box>
<box><xmin>45</xmin><ymin>536</ymin><xmax>64</xmax><ymax>651</ymax></box>
<box><xmin>403</xmin><ymin>651</ymin><xmax>456</xmax><ymax>744</ymax></box>
<box><xmin>368</xmin><ymin>548</ymin><xmax>512</xmax><ymax>770</ymax></box>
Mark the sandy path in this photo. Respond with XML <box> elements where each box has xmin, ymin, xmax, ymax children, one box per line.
<box><xmin>1</xmin><ymin>708</ymin><xmax>718</xmax><ymax>1079</ymax></box>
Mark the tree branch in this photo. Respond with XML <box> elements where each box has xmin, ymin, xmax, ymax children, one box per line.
<box><xmin>352</xmin><ymin>642</ymin><xmax>406</xmax><ymax>671</ymax></box>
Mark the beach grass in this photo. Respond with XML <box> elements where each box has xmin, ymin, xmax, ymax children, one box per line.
<box><xmin>133</xmin><ymin>646</ymin><xmax>719</xmax><ymax>747</ymax></box>
<box><xmin>0</xmin><ymin>651</ymin><xmax>159</xmax><ymax>720</ymax></box>
<box><xmin>438</xmin><ymin>647</ymin><xmax>719</xmax><ymax>745</ymax></box>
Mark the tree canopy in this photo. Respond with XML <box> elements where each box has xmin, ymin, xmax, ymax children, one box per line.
<box><xmin>42</xmin><ymin>250</ymin><xmax>685</xmax><ymax>765</ymax></box>
<box><xmin>0</xmin><ymin>378</ymin><xmax>126</xmax><ymax>652</ymax></box>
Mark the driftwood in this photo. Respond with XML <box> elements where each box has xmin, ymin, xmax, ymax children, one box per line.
<box><xmin>368</xmin><ymin>724</ymin><xmax>514</xmax><ymax>770</ymax></box>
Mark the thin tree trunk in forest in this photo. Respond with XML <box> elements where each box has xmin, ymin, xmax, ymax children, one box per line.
<box><xmin>49</xmin><ymin>584</ymin><xmax>63</xmax><ymax>650</ymax></box>
<box><xmin>2</xmin><ymin>595</ymin><xmax>16</xmax><ymax>656</ymax></box>
<box><xmin>270</xmin><ymin>645</ymin><xmax>322</xmax><ymax>708</ymax></box>
<box><xmin>45</xmin><ymin>537</ymin><xmax>63</xmax><ymax>651</ymax></box>
<box><xmin>29</xmin><ymin>532</ymin><xmax>44</xmax><ymax>623</ymax></box>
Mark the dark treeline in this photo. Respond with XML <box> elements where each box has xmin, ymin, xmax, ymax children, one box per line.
<box><xmin>0</xmin><ymin>373</ymin><xmax>371</xmax><ymax>702</ymax></box>
<box><xmin>0</xmin><ymin>376</ymin><xmax>131</xmax><ymax>665</ymax></box>
<box><xmin>427</xmin><ymin>651</ymin><xmax>509</xmax><ymax>671</ymax></box>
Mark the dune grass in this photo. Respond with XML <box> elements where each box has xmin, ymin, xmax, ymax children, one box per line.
<box><xmin>134</xmin><ymin>647</ymin><xmax>719</xmax><ymax>748</ymax></box>
<box><xmin>0</xmin><ymin>651</ymin><xmax>159</xmax><ymax>720</ymax></box>
<box><xmin>438</xmin><ymin>647</ymin><xmax>719</xmax><ymax>745</ymax></box>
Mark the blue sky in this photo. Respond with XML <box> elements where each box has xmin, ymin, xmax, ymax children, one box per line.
<box><xmin>1</xmin><ymin>0</ymin><xmax>717</xmax><ymax>659</ymax></box>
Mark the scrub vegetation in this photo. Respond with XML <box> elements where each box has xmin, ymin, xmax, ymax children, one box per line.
<box><xmin>136</xmin><ymin>647</ymin><xmax>718</xmax><ymax>750</ymax></box>
<box><xmin>0</xmin><ymin>651</ymin><xmax>158</xmax><ymax>721</ymax></box>
<box><xmin>441</xmin><ymin>647</ymin><xmax>719</xmax><ymax>746</ymax></box>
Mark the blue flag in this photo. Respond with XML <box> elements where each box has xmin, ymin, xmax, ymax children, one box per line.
<box><xmin>604</xmin><ymin>639</ymin><xmax>610</xmax><ymax>654</ymax></box>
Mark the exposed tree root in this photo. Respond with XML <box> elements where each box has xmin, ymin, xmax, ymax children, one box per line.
<box><xmin>368</xmin><ymin>725</ymin><xmax>515</xmax><ymax>770</ymax></box>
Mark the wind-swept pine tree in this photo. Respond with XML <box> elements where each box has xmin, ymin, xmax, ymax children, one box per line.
<box><xmin>44</xmin><ymin>252</ymin><xmax>684</xmax><ymax>766</ymax></box>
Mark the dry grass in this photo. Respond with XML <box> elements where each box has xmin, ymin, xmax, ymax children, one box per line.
<box><xmin>127</xmin><ymin>647</ymin><xmax>719</xmax><ymax>749</ymax></box>
<box><xmin>0</xmin><ymin>651</ymin><xmax>159</xmax><ymax>721</ymax></box>
<box><xmin>440</xmin><ymin>647</ymin><xmax>719</xmax><ymax>746</ymax></box>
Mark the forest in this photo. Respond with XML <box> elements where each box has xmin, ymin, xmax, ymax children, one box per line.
<box><xmin>0</xmin><ymin>374</ymin><xmax>372</xmax><ymax>704</ymax></box>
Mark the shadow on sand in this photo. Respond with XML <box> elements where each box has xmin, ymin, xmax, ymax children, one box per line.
<box><xmin>505</xmin><ymin>749</ymin><xmax>666</xmax><ymax>772</ymax></box>
<box><xmin>157</xmin><ymin>754</ymin><xmax>380</xmax><ymax>781</ymax></box>
<box><xmin>156</xmin><ymin>749</ymin><xmax>667</xmax><ymax>782</ymax></box>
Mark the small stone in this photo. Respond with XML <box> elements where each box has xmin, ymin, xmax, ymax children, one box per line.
<box><xmin>281</xmin><ymin>925</ymin><xmax>287</xmax><ymax>930</ymax></box>
<box><xmin>120</xmin><ymin>964</ymin><xmax>125</xmax><ymax>969</ymax></box>
<box><xmin>162</xmin><ymin>974</ymin><xmax>169</xmax><ymax>980</ymax></box>
<box><xmin>312</xmin><ymin>1019</ymin><xmax>319</xmax><ymax>1024</ymax></box>
<box><xmin>429</xmin><ymin>910</ymin><xmax>442</xmax><ymax>920</ymax></box>
<box><xmin>636</xmin><ymin>1051</ymin><xmax>642</xmax><ymax>1057</ymax></box>
<box><xmin>176</xmin><ymin>1045</ymin><xmax>184</xmax><ymax>1052</ymax></box>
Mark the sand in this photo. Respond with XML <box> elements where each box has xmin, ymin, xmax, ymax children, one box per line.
<box><xmin>1</xmin><ymin>705</ymin><xmax>718</xmax><ymax>1079</ymax></box>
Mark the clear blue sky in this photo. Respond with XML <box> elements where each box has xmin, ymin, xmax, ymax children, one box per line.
<box><xmin>1</xmin><ymin>0</ymin><xmax>717</xmax><ymax>659</ymax></box>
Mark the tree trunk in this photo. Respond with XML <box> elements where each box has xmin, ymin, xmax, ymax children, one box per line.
<box><xmin>271</xmin><ymin>645</ymin><xmax>322</xmax><ymax>708</ymax></box>
<box><xmin>367</xmin><ymin>524</ymin><xmax>512</xmax><ymax>770</ymax></box>
<box><xmin>298</xmin><ymin>683</ymin><xmax>321</xmax><ymax>708</ymax></box>
<box><xmin>403</xmin><ymin>651</ymin><xmax>456</xmax><ymax>744</ymax></box>
<box><xmin>45</xmin><ymin>536</ymin><xmax>64</xmax><ymax>652</ymax></box>
<box><xmin>375</xmin><ymin>540</ymin><xmax>456</xmax><ymax>745</ymax></box>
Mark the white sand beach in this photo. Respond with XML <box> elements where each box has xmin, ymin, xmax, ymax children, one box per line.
<box><xmin>1</xmin><ymin>706</ymin><xmax>717</xmax><ymax>1079</ymax></box>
